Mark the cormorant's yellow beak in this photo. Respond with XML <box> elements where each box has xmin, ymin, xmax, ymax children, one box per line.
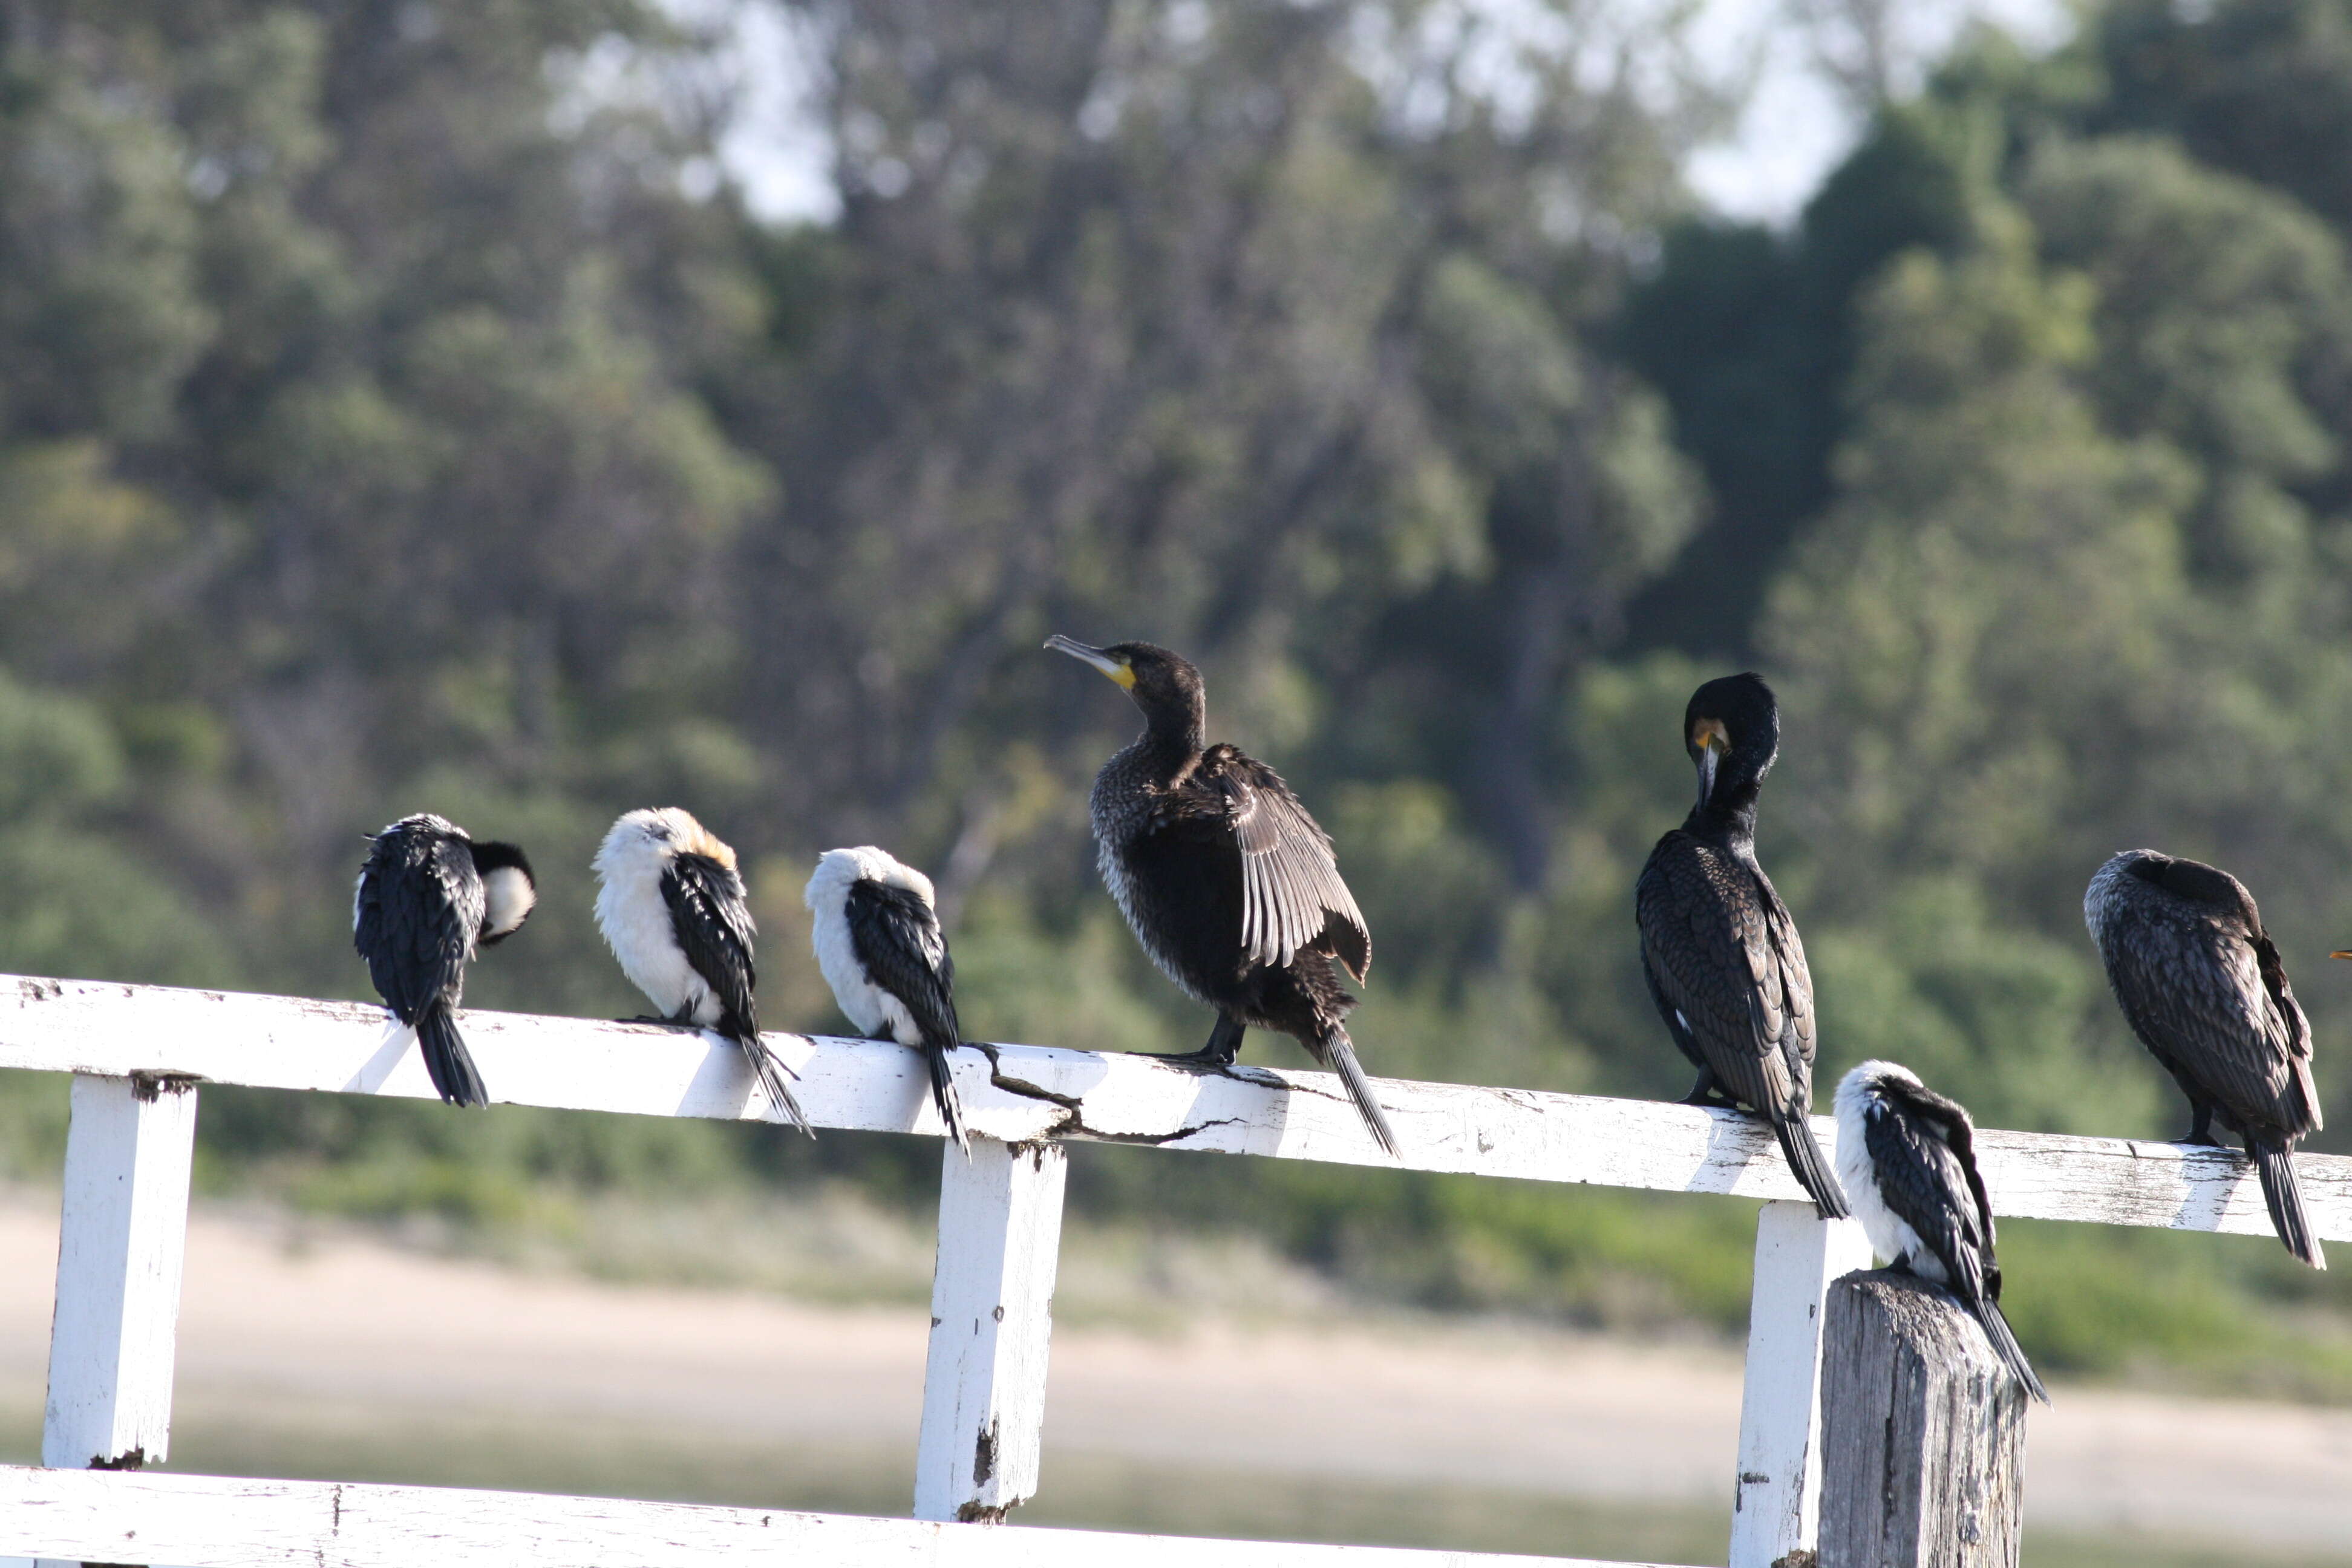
<box><xmin>2333</xmin><ymin>950</ymin><xmax>2352</xmax><ymax>961</ymax></box>
<box><xmin>1691</xmin><ymin>717</ymin><xmax>1728</xmax><ymax>809</ymax></box>
<box><xmin>1045</xmin><ymin>634</ymin><xmax>1135</xmax><ymax>689</ymax></box>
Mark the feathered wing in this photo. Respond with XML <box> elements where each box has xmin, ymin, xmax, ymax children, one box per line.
<box><xmin>1636</xmin><ymin>834</ymin><xmax>1844</xmax><ymax>1217</ymax></box>
<box><xmin>846</xmin><ymin>879</ymin><xmax>968</xmax><ymax>1151</ymax></box>
<box><xmin>661</xmin><ymin>852</ymin><xmax>808</xmax><ymax>1135</ymax></box>
<box><xmin>1209</xmin><ymin>748</ymin><xmax>1371</xmax><ymax>982</ymax></box>
<box><xmin>355</xmin><ymin>829</ymin><xmax>489</xmax><ymax>1108</ymax></box>
<box><xmin>1867</xmin><ymin>1084</ymin><xmax>2048</xmax><ymax>1402</ymax></box>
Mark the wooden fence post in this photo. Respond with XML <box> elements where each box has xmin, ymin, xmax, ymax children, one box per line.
<box><xmin>1818</xmin><ymin>1270</ymin><xmax>2028</xmax><ymax>1567</ymax></box>
<box><xmin>1730</xmin><ymin>1199</ymin><xmax>1875</xmax><ymax>1568</ymax></box>
<box><xmin>914</xmin><ymin>1135</ymin><xmax>1067</xmax><ymax>1524</ymax></box>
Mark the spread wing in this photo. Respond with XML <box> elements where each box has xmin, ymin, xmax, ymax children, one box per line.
<box><xmin>1864</xmin><ymin>1083</ymin><xmax>1995</xmax><ymax>1305</ymax></box>
<box><xmin>845</xmin><ymin>880</ymin><xmax>961</xmax><ymax>1048</ymax></box>
<box><xmin>354</xmin><ymin>831</ymin><xmax>480</xmax><ymax>1022</ymax></box>
<box><xmin>1635</xmin><ymin>831</ymin><xmax>1803</xmax><ymax>1114</ymax></box>
<box><xmin>2097</xmin><ymin>891</ymin><xmax>2314</xmax><ymax>1137</ymax></box>
<box><xmin>1204</xmin><ymin>746</ymin><xmax>1370</xmax><ymax>982</ymax></box>
<box><xmin>661</xmin><ymin>852</ymin><xmax>759</xmax><ymax>1039</ymax></box>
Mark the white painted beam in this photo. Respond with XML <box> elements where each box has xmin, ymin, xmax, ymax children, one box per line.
<box><xmin>0</xmin><ymin>1464</ymin><xmax>1693</xmax><ymax>1568</ymax></box>
<box><xmin>1</xmin><ymin>976</ymin><xmax>2347</xmax><ymax>1237</ymax></box>
<box><xmin>916</xmin><ymin>1137</ymin><xmax>1067</xmax><ymax>1522</ymax></box>
<box><xmin>1727</xmin><ymin>1201</ymin><xmax>1873</xmax><ymax>1568</ymax></box>
<box><xmin>42</xmin><ymin>1071</ymin><xmax>198</xmax><ymax>1472</ymax></box>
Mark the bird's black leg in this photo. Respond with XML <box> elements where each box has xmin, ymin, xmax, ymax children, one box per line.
<box><xmin>2183</xmin><ymin>1097</ymin><xmax>2224</xmax><ymax>1147</ymax></box>
<box><xmin>1678</xmin><ymin>1067</ymin><xmax>1736</xmax><ymax>1108</ymax></box>
<box><xmin>1144</xmin><ymin>1013</ymin><xmax>1247</xmax><ymax>1070</ymax></box>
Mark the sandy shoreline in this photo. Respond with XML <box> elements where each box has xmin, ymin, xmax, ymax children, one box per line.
<box><xmin>0</xmin><ymin>1195</ymin><xmax>2344</xmax><ymax>1557</ymax></box>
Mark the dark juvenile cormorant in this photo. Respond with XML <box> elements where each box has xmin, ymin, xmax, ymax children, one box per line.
<box><xmin>353</xmin><ymin>813</ymin><xmax>537</xmax><ymax>1108</ymax></box>
<box><xmin>1835</xmin><ymin>1060</ymin><xmax>2050</xmax><ymax>1402</ymax></box>
<box><xmin>2086</xmin><ymin>849</ymin><xmax>2325</xmax><ymax>1269</ymax></box>
<box><xmin>805</xmin><ymin>846</ymin><xmax>969</xmax><ymax>1152</ymax></box>
<box><xmin>593</xmin><ymin>808</ymin><xmax>811</xmax><ymax>1135</ymax></box>
<box><xmin>1046</xmin><ymin>635</ymin><xmax>1396</xmax><ymax>1157</ymax></box>
<box><xmin>1635</xmin><ymin>673</ymin><xmax>1849</xmax><ymax>1218</ymax></box>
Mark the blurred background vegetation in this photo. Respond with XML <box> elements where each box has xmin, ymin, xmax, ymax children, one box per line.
<box><xmin>2</xmin><ymin>0</ymin><xmax>2351</xmax><ymax>1399</ymax></box>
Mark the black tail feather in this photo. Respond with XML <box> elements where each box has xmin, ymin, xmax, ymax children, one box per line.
<box><xmin>1773</xmin><ymin>1110</ymin><xmax>1851</xmax><ymax>1220</ymax></box>
<box><xmin>1975</xmin><ymin>1296</ymin><xmax>2051</xmax><ymax>1404</ymax></box>
<box><xmin>416</xmin><ymin>1005</ymin><xmax>488</xmax><ymax>1108</ymax></box>
<box><xmin>2254</xmin><ymin>1140</ymin><xmax>2325</xmax><ymax>1270</ymax></box>
<box><xmin>929</xmin><ymin>1044</ymin><xmax>970</xmax><ymax>1155</ymax></box>
<box><xmin>742</xmin><ymin>1035</ymin><xmax>813</xmax><ymax>1138</ymax></box>
<box><xmin>1325</xmin><ymin>1033</ymin><xmax>1399</xmax><ymax>1158</ymax></box>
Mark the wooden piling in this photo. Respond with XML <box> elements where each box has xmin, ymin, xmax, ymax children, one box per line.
<box><xmin>1818</xmin><ymin>1269</ymin><xmax>2028</xmax><ymax>1568</ymax></box>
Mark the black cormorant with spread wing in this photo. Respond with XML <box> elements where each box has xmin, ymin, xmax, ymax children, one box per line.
<box><xmin>1635</xmin><ymin>673</ymin><xmax>1848</xmax><ymax>1218</ymax></box>
<box><xmin>1047</xmin><ymin>635</ymin><xmax>1395</xmax><ymax>1156</ymax></box>
<box><xmin>353</xmin><ymin>813</ymin><xmax>537</xmax><ymax>1108</ymax></box>
<box><xmin>2086</xmin><ymin>850</ymin><xmax>2325</xmax><ymax>1269</ymax></box>
<box><xmin>1835</xmin><ymin>1060</ymin><xmax>2048</xmax><ymax>1402</ymax></box>
<box><xmin>805</xmin><ymin>846</ymin><xmax>969</xmax><ymax>1152</ymax></box>
<box><xmin>592</xmin><ymin>808</ymin><xmax>810</xmax><ymax>1135</ymax></box>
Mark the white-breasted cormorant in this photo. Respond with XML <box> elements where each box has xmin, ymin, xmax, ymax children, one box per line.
<box><xmin>806</xmin><ymin>846</ymin><xmax>969</xmax><ymax>1152</ymax></box>
<box><xmin>593</xmin><ymin>808</ymin><xmax>811</xmax><ymax>1135</ymax></box>
<box><xmin>1045</xmin><ymin>635</ymin><xmax>1396</xmax><ymax>1157</ymax></box>
<box><xmin>353</xmin><ymin>812</ymin><xmax>537</xmax><ymax>1108</ymax></box>
<box><xmin>1636</xmin><ymin>673</ymin><xmax>1849</xmax><ymax>1218</ymax></box>
<box><xmin>1835</xmin><ymin>1060</ymin><xmax>2050</xmax><ymax>1402</ymax></box>
<box><xmin>2086</xmin><ymin>849</ymin><xmax>2325</xmax><ymax>1269</ymax></box>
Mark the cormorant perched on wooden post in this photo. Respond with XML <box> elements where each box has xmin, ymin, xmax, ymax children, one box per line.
<box><xmin>353</xmin><ymin>813</ymin><xmax>537</xmax><ymax>1108</ymax></box>
<box><xmin>1835</xmin><ymin>1061</ymin><xmax>2049</xmax><ymax>1402</ymax></box>
<box><xmin>1635</xmin><ymin>673</ymin><xmax>1849</xmax><ymax>1218</ymax></box>
<box><xmin>1045</xmin><ymin>635</ymin><xmax>1396</xmax><ymax>1157</ymax></box>
<box><xmin>592</xmin><ymin>808</ymin><xmax>811</xmax><ymax>1136</ymax></box>
<box><xmin>2086</xmin><ymin>849</ymin><xmax>2325</xmax><ymax>1269</ymax></box>
<box><xmin>805</xmin><ymin>846</ymin><xmax>969</xmax><ymax>1153</ymax></box>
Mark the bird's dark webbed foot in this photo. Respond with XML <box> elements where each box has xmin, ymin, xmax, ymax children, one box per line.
<box><xmin>2182</xmin><ymin>1101</ymin><xmax>2227</xmax><ymax>1147</ymax></box>
<box><xmin>1678</xmin><ymin>1070</ymin><xmax>1737</xmax><ymax>1109</ymax></box>
<box><xmin>1142</xmin><ymin>1014</ymin><xmax>1246</xmax><ymax>1072</ymax></box>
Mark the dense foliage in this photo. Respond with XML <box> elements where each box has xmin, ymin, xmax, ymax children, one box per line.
<box><xmin>4</xmin><ymin>0</ymin><xmax>2351</xmax><ymax>1387</ymax></box>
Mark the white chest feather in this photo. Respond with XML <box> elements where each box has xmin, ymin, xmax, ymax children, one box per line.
<box><xmin>1835</xmin><ymin>1099</ymin><xmax>1933</xmax><ymax>1278</ymax></box>
<box><xmin>807</xmin><ymin>885</ymin><xmax>921</xmax><ymax>1045</ymax></box>
<box><xmin>595</xmin><ymin>863</ymin><xmax>717</xmax><ymax>1026</ymax></box>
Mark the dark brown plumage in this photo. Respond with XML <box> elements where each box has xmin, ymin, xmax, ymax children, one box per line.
<box><xmin>2086</xmin><ymin>849</ymin><xmax>2325</xmax><ymax>1269</ymax></box>
<box><xmin>1636</xmin><ymin>673</ymin><xmax>1849</xmax><ymax>1218</ymax></box>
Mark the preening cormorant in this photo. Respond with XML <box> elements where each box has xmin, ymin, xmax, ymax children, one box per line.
<box><xmin>1635</xmin><ymin>673</ymin><xmax>1849</xmax><ymax>1218</ymax></box>
<box><xmin>353</xmin><ymin>813</ymin><xmax>537</xmax><ymax>1108</ymax></box>
<box><xmin>1835</xmin><ymin>1060</ymin><xmax>2050</xmax><ymax>1403</ymax></box>
<box><xmin>805</xmin><ymin>846</ymin><xmax>969</xmax><ymax>1152</ymax></box>
<box><xmin>1045</xmin><ymin>635</ymin><xmax>1396</xmax><ymax>1157</ymax></box>
<box><xmin>593</xmin><ymin>808</ymin><xmax>810</xmax><ymax>1135</ymax></box>
<box><xmin>2086</xmin><ymin>849</ymin><xmax>2325</xmax><ymax>1269</ymax></box>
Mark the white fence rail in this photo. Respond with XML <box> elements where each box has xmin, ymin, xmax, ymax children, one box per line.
<box><xmin>0</xmin><ymin>973</ymin><xmax>2345</xmax><ymax>1568</ymax></box>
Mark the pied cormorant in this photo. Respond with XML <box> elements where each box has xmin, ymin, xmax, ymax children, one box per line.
<box><xmin>1636</xmin><ymin>673</ymin><xmax>1849</xmax><ymax>1218</ymax></box>
<box><xmin>354</xmin><ymin>812</ymin><xmax>537</xmax><ymax>1108</ymax></box>
<box><xmin>805</xmin><ymin>846</ymin><xmax>969</xmax><ymax>1152</ymax></box>
<box><xmin>2086</xmin><ymin>849</ymin><xmax>2324</xmax><ymax>1269</ymax></box>
<box><xmin>1835</xmin><ymin>1060</ymin><xmax>2050</xmax><ymax>1402</ymax></box>
<box><xmin>1046</xmin><ymin>635</ymin><xmax>1396</xmax><ymax>1157</ymax></box>
<box><xmin>593</xmin><ymin>808</ymin><xmax>810</xmax><ymax>1135</ymax></box>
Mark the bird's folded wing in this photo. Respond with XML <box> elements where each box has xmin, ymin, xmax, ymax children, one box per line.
<box><xmin>2109</xmin><ymin>909</ymin><xmax>2305</xmax><ymax>1126</ymax></box>
<box><xmin>1634</xmin><ymin>840</ymin><xmax>1792</xmax><ymax>1111</ymax></box>
<box><xmin>357</xmin><ymin>840</ymin><xmax>476</xmax><ymax>1018</ymax></box>
<box><xmin>1864</xmin><ymin>1097</ymin><xmax>1991</xmax><ymax>1302</ymax></box>
<box><xmin>844</xmin><ymin>880</ymin><xmax>962</xmax><ymax>1047</ymax></box>
<box><xmin>1216</xmin><ymin>751</ymin><xmax>1370</xmax><ymax>981</ymax></box>
<box><xmin>661</xmin><ymin>852</ymin><xmax>760</xmax><ymax>1035</ymax></box>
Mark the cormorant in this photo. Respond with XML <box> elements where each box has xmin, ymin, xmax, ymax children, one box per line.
<box><xmin>2086</xmin><ymin>849</ymin><xmax>2325</xmax><ymax>1269</ymax></box>
<box><xmin>353</xmin><ymin>813</ymin><xmax>537</xmax><ymax>1108</ymax></box>
<box><xmin>593</xmin><ymin>808</ymin><xmax>810</xmax><ymax>1135</ymax></box>
<box><xmin>1045</xmin><ymin>635</ymin><xmax>1396</xmax><ymax>1157</ymax></box>
<box><xmin>1635</xmin><ymin>673</ymin><xmax>1849</xmax><ymax>1218</ymax></box>
<box><xmin>1835</xmin><ymin>1060</ymin><xmax>2050</xmax><ymax>1403</ymax></box>
<box><xmin>805</xmin><ymin>846</ymin><xmax>969</xmax><ymax>1152</ymax></box>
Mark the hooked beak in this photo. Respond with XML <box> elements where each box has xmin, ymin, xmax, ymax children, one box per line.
<box><xmin>1695</xmin><ymin>743</ymin><xmax>1719</xmax><ymax>811</ymax></box>
<box><xmin>1045</xmin><ymin>634</ymin><xmax>1135</xmax><ymax>689</ymax></box>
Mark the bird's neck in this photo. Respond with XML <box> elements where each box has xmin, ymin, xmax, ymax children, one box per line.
<box><xmin>1133</xmin><ymin>705</ymin><xmax>1204</xmax><ymax>774</ymax></box>
<box><xmin>1685</xmin><ymin>779</ymin><xmax>1761</xmax><ymax>846</ymax></box>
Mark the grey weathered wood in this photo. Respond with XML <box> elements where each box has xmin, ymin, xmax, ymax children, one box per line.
<box><xmin>1818</xmin><ymin>1271</ymin><xmax>2027</xmax><ymax>1568</ymax></box>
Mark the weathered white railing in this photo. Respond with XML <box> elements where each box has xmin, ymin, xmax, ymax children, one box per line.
<box><xmin>0</xmin><ymin>973</ymin><xmax>2345</xmax><ymax>1568</ymax></box>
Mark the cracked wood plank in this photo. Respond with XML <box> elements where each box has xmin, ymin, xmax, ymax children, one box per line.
<box><xmin>915</xmin><ymin>1137</ymin><xmax>1066</xmax><ymax>1523</ymax></box>
<box><xmin>0</xmin><ymin>1463</ymin><xmax>1700</xmax><ymax>1567</ymax></box>
<box><xmin>42</xmin><ymin>1072</ymin><xmax>198</xmax><ymax>1474</ymax></box>
<box><xmin>0</xmin><ymin>975</ymin><xmax>2345</xmax><ymax>1238</ymax></box>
